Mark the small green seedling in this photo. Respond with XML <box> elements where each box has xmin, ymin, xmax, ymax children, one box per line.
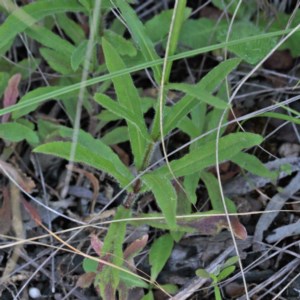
<box><xmin>196</xmin><ymin>256</ymin><xmax>239</xmax><ymax>300</ymax></box>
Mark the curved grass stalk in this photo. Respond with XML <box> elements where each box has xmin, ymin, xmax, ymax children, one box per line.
<box><xmin>215</xmin><ymin>1</ymin><xmax>251</xmax><ymax>299</ymax></box>
<box><xmin>215</xmin><ymin>6</ymin><xmax>300</xmax><ymax>300</ymax></box>
<box><xmin>0</xmin><ymin>28</ymin><xmax>297</xmax><ymax>117</ymax></box>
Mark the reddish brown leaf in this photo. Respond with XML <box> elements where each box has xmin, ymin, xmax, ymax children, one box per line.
<box><xmin>21</xmin><ymin>197</ymin><xmax>42</xmax><ymax>225</ymax></box>
<box><xmin>0</xmin><ymin>186</ymin><xmax>12</xmax><ymax>235</ymax></box>
<box><xmin>111</xmin><ymin>145</ymin><xmax>130</xmax><ymax>166</ymax></box>
<box><xmin>90</xmin><ymin>233</ymin><xmax>103</xmax><ymax>256</ymax></box>
<box><xmin>229</xmin><ymin>216</ymin><xmax>248</xmax><ymax>240</ymax></box>
<box><xmin>180</xmin><ymin>215</ymin><xmax>247</xmax><ymax>240</ymax></box>
<box><xmin>2</xmin><ymin>73</ymin><xmax>21</xmax><ymax>123</ymax></box>
<box><xmin>123</xmin><ymin>234</ymin><xmax>148</xmax><ymax>260</ymax></box>
<box><xmin>76</xmin><ymin>272</ymin><xmax>96</xmax><ymax>288</ymax></box>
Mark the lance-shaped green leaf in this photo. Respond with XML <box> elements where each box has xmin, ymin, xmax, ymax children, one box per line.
<box><xmin>70</xmin><ymin>40</ymin><xmax>89</xmax><ymax>71</ymax></box>
<box><xmin>142</xmin><ymin>173</ymin><xmax>177</xmax><ymax>230</ymax></box>
<box><xmin>149</xmin><ymin>234</ymin><xmax>174</xmax><ymax>281</ymax></box>
<box><xmin>199</xmin><ymin>58</ymin><xmax>242</xmax><ymax>91</ymax></box>
<box><xmin>25</xmin><ymin>24</ymin><xmax>75</xmax><ymax>55</ymax></box>
<box><xmin>33</xmin><ymin>141</ymin><xmax>134</xmax><ymax>189</ymax></box>
<box><xmin>231</xmin><ymin>152</ymin><xmax>277</xmax><ymax>179</ymax></box>
<box><xmin>183</xmin><ymin>173</ymin><xmax>199</xmax><ymax>205</ymax></box>
<box><xmin>200</xmin><ymin>171</ymin><xmax>236</xmax><ymax>213</ymax></box>
<box><xmin>168</xmin><ymin>83</ymin><xmax>229</xmax><ymax>109</ymax></box>
<box><xmin>163</xmin><ymin>58</ymin><xmax>241</xmax><ymax>135</ymax></box>
<box><xmin>153</xmin><ymin>132</ymin><xmax>263</xmax><ymax>178</ymax></box>
<box><xmin>56</xmin><ymin>13</ymin><xmax>85</xmax><ymax>45</ymax></box>
<box><xmin>113</xmin><ymin>0</ymin><xmax>161</xmax><ymax>83</ymax></box>
<box><xmin>94</xmin><ymin>93</ymin><xmax>151</xmax><ymax>142</ymax></box>
<box><xmin>0</xmin><ymin>122</ymin><xmax>39</xmax><ymax>145</ymax></box>
<box><xmin>37</xmin><ymin>121</ymin><xmax>134</xmax><ymax>185</ymax></box>
<box><xmin>101</xmin><ymin>126</ymin><xmax>129</xmax><ymax>146</ymax></box>
<box><xmin>260</xmin><ymin>112</ymin><xmax>300</xmax><ymax>125</ymax></box>
<box><xmin>101</xmin><ymin>39</ymin><xmax>144</xmax><ymax>117</ymax></box>
<box><xmin>102</xmin><ymin>38</ymin><xmax>150</xmax><ymax>169</ymax></box>
<box><xmin>119</xmin><ymin>272</ymin><xmax>148</xmax><ymax>289</ymax></box>
<box><xmin>200</xmin><ymin>171</ymin><xmax>224</xmax><ymax>212</ymax></box>
<box><xmin>104</xmin><ymin>30</ymin><xmax>137</xmax><ymax>57</ymax></box>
<box><xmin>0</xmin><ymin>0</ymin><xmax>84</xmax><ymax>51</ymax></box>
<box><xmin>40</xmin><ymin>47</ymin><xmax>73</xmax><ymax>75</ymax></box>
<box><xmin>177</xmin><ymin>117</ymin><xmax>200</xmax><ymax>138</ymax></box>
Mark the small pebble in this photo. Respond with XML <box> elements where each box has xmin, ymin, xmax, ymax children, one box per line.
<box><xmin>29</xmin><ymin>287</ymin><xmax>41</xmax><ymax>299</ymax></box>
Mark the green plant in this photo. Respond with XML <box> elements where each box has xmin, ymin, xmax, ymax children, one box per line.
<box><xmin>77</xmin><ymin>209</ymin><xmax>150</xmax><ymax>298</ymax></box>
<box><xmin>196</xmin><ymin>256</ymin><xmax>239</xmax><ymax>300</ymax></box>
<box><xmin>0</xmin><ymin>0</ymin><xmax>298</xmax><ymax>299</ymax></box>
<box><xmin>31</xmin><ymin>2</ymin><xmax>272</xmax><ymax>296</ymax></box>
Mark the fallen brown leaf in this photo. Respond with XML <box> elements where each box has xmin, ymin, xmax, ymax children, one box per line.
<box><xmin>76</xmin><ymin>272</ymin><xmax>96</xmax><ymax>289</ymax></box>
